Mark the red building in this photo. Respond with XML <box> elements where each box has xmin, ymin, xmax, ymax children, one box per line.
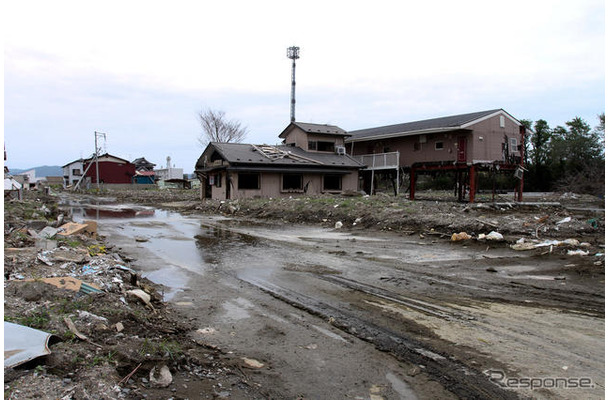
<box><xmin>84</xmin><ymin>153</ymin><xmax>135</xmax><ymax>184</ymax></box>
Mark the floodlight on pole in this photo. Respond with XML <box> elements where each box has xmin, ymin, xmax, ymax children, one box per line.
<box><xmin>286</xmin><ymin>46</ymin><xmax>300</xmax><ymax>123</ymax></box>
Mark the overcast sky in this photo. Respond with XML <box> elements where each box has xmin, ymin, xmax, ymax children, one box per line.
<box><xmin>3</xmin><ymin>0</ymin><xmax>605</xmax><ymax>173</ymax></box>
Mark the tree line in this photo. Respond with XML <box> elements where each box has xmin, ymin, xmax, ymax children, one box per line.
<box><xmin>520</xmin><ymin>113</ymin><xmax>605</xmax><ymax>195</ymax></box>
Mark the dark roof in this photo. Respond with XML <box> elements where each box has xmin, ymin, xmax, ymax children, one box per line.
<box><xmin>279</xmin><ymin>122</ymin><xmax>349</xmax><ymax>138</ymax></box>
<box><xmin>62</xmin><ymin>158</ymin><xmax>85</xmax><ymax>168</ymax></box>
<box><xmin>346</xmin><ymin>109</ymin><xmax>510</xmax><ymax>142</ymax></box>
<box><xmin>83</xmin><ymin>153</ymin><xmax>132</xmax><ymax>164</ymax></box>
<box><xmin>195</xmin><ymin>142</ymin><xmax>362</xmax><ymax>171</ymax></box>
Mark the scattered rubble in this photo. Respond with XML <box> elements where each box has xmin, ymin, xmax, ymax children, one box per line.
<box><xmin>4</xmin><ymin>191</ymin><xmax>267</xmax><ymax>399</ymax></box>
<box><xmin>4</xmin><ymin>189</ymin><xmax>604</xmax><ymax>398</ymax></box>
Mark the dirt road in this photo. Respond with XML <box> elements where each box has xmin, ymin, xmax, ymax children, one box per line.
<box><xmin>90</xmin><ymin>197</ymin><xmax>604</xmax><ymax>399</ymax></box>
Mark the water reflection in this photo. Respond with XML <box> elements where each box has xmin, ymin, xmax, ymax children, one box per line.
<box><xmin>194</xmin><ymin>225</ymin><xmax>259</xmax><ymax>264</ymax></box>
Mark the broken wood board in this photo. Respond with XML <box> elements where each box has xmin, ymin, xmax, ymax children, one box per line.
<box><xmin>57</xmin><ymin>220</ymin><xmax>97</xmax><ymax>237</ymax></box>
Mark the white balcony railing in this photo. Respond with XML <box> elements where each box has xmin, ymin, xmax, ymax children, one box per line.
<box><xmin>353</xmin><ymin>151</ymin><xmax>400</xmax><ymax>170</ymax></box>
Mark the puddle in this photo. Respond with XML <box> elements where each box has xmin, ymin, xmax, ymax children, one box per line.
<box><xmin>311</xmin><ymin>325</ymin><xmax>349</xmax><ymax>343</ymax></box>
<box><xmin>503</xmin><ymin>275</ymin><xmax>564</xmax><ymax>281</ymax></box>
<box><xmin>141</xmin><ymin>266</ymin><xmax>189</xmax><ymax>301</ymax></box>
<box><xmin>221</xmin><ymin>298</ymin><xmax>255</xmax><ymax>321</ymax></box>
<box><xmin>386</xmin><ymin>372</ymin><xmax>419</xmax><ymax>399</ymax></box>
<box><xmin>493</xmin><ymin>265</ymin><xmax>539</xmax><ymax>273</ymax></box>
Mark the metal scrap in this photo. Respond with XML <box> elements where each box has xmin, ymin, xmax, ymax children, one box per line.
<box><xmin>4</xmin><ymin>322</ymin><xmax>56</xmax><ymax>368</ymax></box>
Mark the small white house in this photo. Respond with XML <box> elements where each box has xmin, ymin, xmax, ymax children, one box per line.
<box><xmin>155</xmin><ymin>167</ymin><xmax>184</xmax><ymax>181</ymax></box>
<box><xmin>62</xmin><ymin>159</ymin><xmax>85</xmax><ymax>187</ymax></box>
<box><xmin>154</xmin><ymin>156</ymin><xmax>183</xmax><ymax>183</ymax></box>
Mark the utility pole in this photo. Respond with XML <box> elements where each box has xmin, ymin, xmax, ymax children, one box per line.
<box><xmin>94</xmin><ymin>131</ymin><xmax>106</xmax><ymax>190</ymax></box>
<box><xmin>286</xmin><ymin>46</ymin><xmax>300</xmax><ymax>123</ymax></box>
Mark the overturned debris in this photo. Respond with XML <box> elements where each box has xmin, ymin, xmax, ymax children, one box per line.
<box><xmin>4</xmin><ymin>322</ymin><xmax>57</xmax><ymax>368</ymax></box>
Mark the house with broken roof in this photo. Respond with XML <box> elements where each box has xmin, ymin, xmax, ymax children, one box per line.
<box><xmin>195</xmin><ymin>122</ymin><xmax>363</xmax><ymax>200</ymax></box>
<box><xmin>132</xmin><ymin>157</ymin><xmax>157</xmax><ymax>184</ymax></box>
<box><xmin>345</xmin><ymin>109</ymin><xmax>527</xmax><ymax>202</ymax></box>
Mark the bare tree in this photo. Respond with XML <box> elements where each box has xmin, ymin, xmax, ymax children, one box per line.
<box><xmin>197</xmin><ymin>108</ymin><xmax>247</xmax><ymax>146</ymax></box>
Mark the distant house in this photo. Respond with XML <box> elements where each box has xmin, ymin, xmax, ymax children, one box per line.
<box><xmin>13</xmin><ymin>169</ymin><xmax>38</xmax><ymax>190</ymax></box>
<box><xmin>62</xmin><ymin>158</ymin><xmax>85</xmax><ymax>187</ymax></box>
<box><xmin>154</xmin><ymin>156</ymin><xmax>184</xmax><ymax>188</ymax></box>
<box><xmin>45</xmin><ymin>176</ymin><xmax>64</xmax><ymax>187</ymax></box>
<box><xmin>132</xmin><ymin>157</ymin><xmax>156</xmax><ymax>171</ymax></box>
<box><xmin>132</xmin><ymin>157</ymin><xmax>156</xmax><ymax>184</ymax></box>
<box><xmin>345</xmin><ymin>109</ymin><xmax>527</xmax><ymax>201</ymax></box>
<box><xmin>133</xmin><ymin>170</ymin><xmax>156</xmax><ymax>184</ymax></box>
<box><xmin>83</xmin><ymin>153</ymin><xmax>136</xmax><ymax>186</ymax></box>
<box><xmin>195</xmin><ymin>122</ymin><xmax>363</xmax><ymax>200</ymax></box>
<box><xmin>155</xmin><ymin>167</ymin><xmax>183</xmax><ymax>182</ymax></box>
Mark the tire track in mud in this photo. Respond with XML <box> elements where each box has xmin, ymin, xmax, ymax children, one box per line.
<box><xmin>318</xmin><ymin>274</ymin><xmax>476</xmax><ymax>322</ymax></box>
<box><xmin>240</xmin><ymin>277</ymin><xmax>518</xmax><ymax>400</ymax></box>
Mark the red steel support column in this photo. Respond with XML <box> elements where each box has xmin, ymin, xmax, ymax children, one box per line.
<box><xmin>518</xmin><ymin>125</ymin><xmax>525</xmax><ymax>202</ymax></box>
<box><xmin>409</xmin><ymin>168</ymin><xmax>416</xmax><ymax>200</ymax></box>
<box><xmin>469</xmin><ymin>165</ymin><xmax>476</xmax><ymax>203</ymax></box>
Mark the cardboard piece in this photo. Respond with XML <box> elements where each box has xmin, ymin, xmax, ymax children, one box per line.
<box><xmin>25</xmin><ymin>277</ymin><xmax>102</xmax><ymax>294</ymax></box>
<box><xmin>57</xmin><ymin>222</ymin><xmax>88</xmax><ymax>236</ymax></box>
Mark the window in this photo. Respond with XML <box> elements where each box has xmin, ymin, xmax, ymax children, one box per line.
<box><xmin>215</xmin><ymin>174</ymin><xmax>222</xmax><ymax>188</ymax></box>
<box><xmin>435</xmin><ymin>141</ymin><xmax>444</xmax><ymax>150</ymax></box>
<box><xmin>282</xmin><ymin>173</ymin><xmax>303</xmax><ymax>191</ymax></box>
<box><xmin>510</xmin><ymin>138</ymin><xmax>518</xmax><ymax>153</ymax></box>
<box><xmin>72</xmin><ymin>168</ymin><xmax>81</xmax><ymax>175</ymax></box>
<box><xmin>323</xmin><ymin>174</ymin><xmax>342</xmax><ymax>191</ymax></box>
<box><xmin>308</xmin><ymin>140</ymin><xmax>335</xmax><ymax>152</ymax></box>
<box><xmin>238</xmin><ymin>172</ymin><xmax>260</xmax><ymax>190</ymax></box>
<box><xmin>317</xmin><ymin>141</ymin><xmax>335</xmax><ymax>152</ymax></box>
<box><xmin>500</xmin><ymin>115</ymin><xmax>506</xmax><ymax>128</ymax></box>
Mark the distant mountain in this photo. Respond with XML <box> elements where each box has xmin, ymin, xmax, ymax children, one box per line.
<box><xmin>9</xmin><ymin>165</ymin><xmax>63</xmax><ymax>177</ymax></box>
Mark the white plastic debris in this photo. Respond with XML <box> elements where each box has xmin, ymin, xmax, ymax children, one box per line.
<box><xmin>242</xmin><ymin>357</ymin><xmax>265</xmax><ymax>368</ymax></box>
<box><xmin>567</xmin><ymin>250</ymin><xmax>589</xmax><ymax>256</ymax></box>
<box><xmin>127</xmin><ymin>289</ymin><xmax>152</xmax><ymax>306</ymax></box>
<box><xmin>4</xmin><ymin>322</ymin><xmax>56</xmax><ymax>368</ymax></box>
<box><xmin>557</xmin><ymin>217</ymin><xmax>572</xmax><ymax>225</ymax></box>
<box><xmin>150</xmin><ymin>365</ymin><xmax>172</xmax><ymax>387</ymax></box>
<box><xmin>77</xmin><ymin>310</ymin><xmax>108</xmax><ymax>323</ymax></box>
<box><xmin>483</xmin><ymin>231</ymin><xmax>504</xmax><ymax>241</ymax></box>
<box><xmin>334</xmin><ymin>221</ymin><xmax>343</xmax><ymax>229</ymax></box>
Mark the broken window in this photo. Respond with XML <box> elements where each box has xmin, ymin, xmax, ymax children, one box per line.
<box><xmin>282</xmin><ymin>173</ymin><xmax>303</xmax><ymax>191</ymax></box>
<box><xmin>323</xmin><ymin>174</ymin><xmax>342</xmax><ymax>191</ymax></box>
<box><xmin>72</xmin><ymin>169</ymin><xmax>81</xmax><ymax>175</ymax></box>
<box><xmin>238</xmin><ymin>172</ymin><xmax>260</xmax><ymax>190</ymax></box>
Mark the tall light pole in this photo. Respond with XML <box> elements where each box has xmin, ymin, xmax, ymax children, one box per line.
<box><xmin>286</xmin><ymin>46</ymin><xmax>300</xmax><ymax>123</ymax></box>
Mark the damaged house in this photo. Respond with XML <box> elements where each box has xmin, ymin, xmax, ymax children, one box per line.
<box><xmin>195</xmin><ymin>122</ymin><xmax>363</xmax><ymax>200</ymax></box>
<box><xmin>345</xmin><ymin>109</ymin><xmax>527</xmax><ymax>202</ymax></box>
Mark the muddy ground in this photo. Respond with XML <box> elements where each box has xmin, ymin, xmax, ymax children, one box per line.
<box><xmin>3</xmin><ymin>188</ymin><xmax>605</xmax><ymax>399</ymax></box>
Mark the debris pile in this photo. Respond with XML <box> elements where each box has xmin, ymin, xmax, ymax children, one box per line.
<box><xmin>4</xmin><ymin>192</ymin><xmax>266</xmax><ymax>399</ymax></box>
